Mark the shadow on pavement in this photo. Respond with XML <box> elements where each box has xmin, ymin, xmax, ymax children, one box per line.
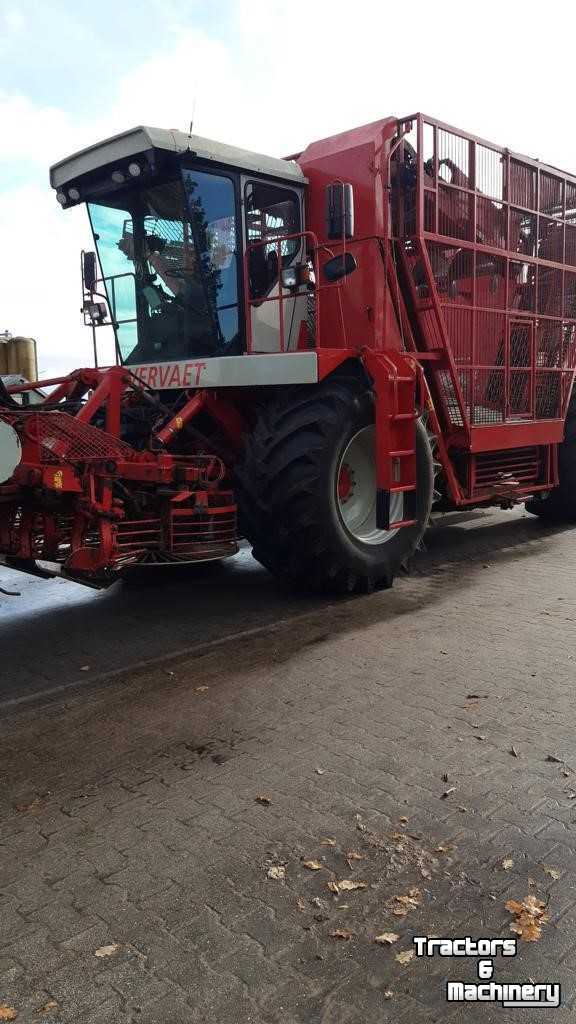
<box><xmin>0</xmin><ymin>508</ymin><xmax>572</xmax><ymax>704</ymax></box>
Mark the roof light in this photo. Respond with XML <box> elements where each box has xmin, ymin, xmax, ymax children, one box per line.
<box><xmin>56</xmin><ymin>192</ymin><xmax>67</xmax><ymax>206</ymax></box>
<box><xmin>68</xmin><ymin>187</ymin><xmax>80</xmax><ymax>201</ymax></box>
<box><xmin>128</xmin><ymin>162</ymin><xmax>141</xmax><ymax>177</ymax></box>
<box><xmin>111</xmin><ymin>170</ymin><xmax>125</xmax><ymax>184</ymax></box>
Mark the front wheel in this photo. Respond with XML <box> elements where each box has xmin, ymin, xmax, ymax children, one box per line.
<box><xmin>236</xmin><ymin>374</ymin><xmax>434</xmax><ymax>594</ymax></box>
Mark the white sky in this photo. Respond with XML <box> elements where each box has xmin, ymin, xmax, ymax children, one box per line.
<box><xmin>2</xmin><ymin>0</ymin><xmax>576</xmax><ymax>377</ymax></box>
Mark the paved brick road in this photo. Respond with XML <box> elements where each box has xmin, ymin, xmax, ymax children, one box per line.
<box><xmin>1</xmin><ymin>509</ymin><xmax>576</xmax><ymax>1022</ymax></box>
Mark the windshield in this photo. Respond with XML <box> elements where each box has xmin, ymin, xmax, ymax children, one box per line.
<box><xmin>88</xmin><ymin>169</ymin><xmax>239</xmax><ymax>365</ymax></box>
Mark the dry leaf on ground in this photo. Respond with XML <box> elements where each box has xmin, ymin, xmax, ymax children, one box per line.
<box><xmin>303</xmin><ymin>860</ymin><xmax>323</xmax><ymax>871</ymax></box>
<box><xmin>0</xmin><ymin>1008</ymin><xmax>17</xmax><ymax>1022</ymax></box>
<box><xmin>375</xmin><ymin>932</ymin><xmax>400</xmax><ymax>945</ymax></box>
<box><xmin>505</xmin><ymin>895</ymin><xmax>549</xmax><ymax>942</ymax></box>
<box><xmin>255</xmin><ymin>795</ymin><xmax>271</xmax><ymax>806</ymax></box>
<box><xmin>392</xmin><ymin>890</ymin><xmax>421</xmax><ymax>917</ymax></box>
<box><xmin>14</xmin><ymin>797</ymin><xmax>43</xmax><ymax>813</ymax></box>
<box><xmin>94</xmin><ymin>943</ymin><xmax>120</xmax><ymax>958</ymax></box>
<box><xmin>320</xmin><ymin>838</ymin><xmax>336</xmax><ymax>846</ymax></box>
<box><xmin>330</xmin><ymin>928</ymin><xmax>355</xmax><ymax>940</ymax></box>
<box><xmin>395</xmin><ymin>950</ymin><xmax>415</xmax><ymax>965</ymax></box>
<box><xmin>345</xmin><ymin>850</ymin><xmax>364</xmax><ymax>868</ymax></box>
<box><xmin>267</xmin><ymin>865</ymin><xmax>285</xmax><ymax>881</ymax></box>
<box><xmin>383</xmin><ymin>989</ymin><xmax>394</xmax><ymax>999</ymax></box>
<box><xmin>327</xmin><ymin>879</ymin><xmax>368</xmax><ymax>894</ymax></box>
<box><xmin>501</xmin><ymin>857</ymin><xmax>514</xmax><ymax>870</ymax></box>
<box><xmin>543</xmin><ymin>866</ymin><xmax>560</xmax><ymax>880</ymax></box>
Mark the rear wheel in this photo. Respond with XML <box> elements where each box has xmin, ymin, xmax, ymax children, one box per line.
<box><xmin>236</xmin><ymin>373</ymin><xmax>434</xmax><ymax>594</ymax></box>
<box><xmin>526</xmin><ymin>393</ymin><xmax>576</xmax><ymax>522</ymax></box>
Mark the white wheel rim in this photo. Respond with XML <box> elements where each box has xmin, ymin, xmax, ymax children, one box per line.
<box><xmin>336</xmin><ymin>425</ymin><xmax>403</xmax><ymax>545</ymax></box>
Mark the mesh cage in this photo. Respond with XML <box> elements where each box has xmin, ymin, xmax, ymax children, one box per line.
<box><xmin>392</xmin><ymin>115</ymin><xmax>576</xmax><ymax>430</ymax></box>
<box><xmin>18</xmin><ymin>411</ymin><xmax>135</xmax><ymax>463</ymax></box>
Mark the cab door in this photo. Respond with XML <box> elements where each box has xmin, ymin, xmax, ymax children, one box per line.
<box><xmin>242</xmin><ymin>177</ymin><xmax>306</xmax><ymax>352</ymax></box>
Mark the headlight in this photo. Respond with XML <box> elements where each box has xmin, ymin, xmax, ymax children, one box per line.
<box><xmin>68</xmin><ymin>187</ymin><xmax>80</xmax><ymax>201</ymax></box>
<box><xmin>56</xmin><ymin>192</ymin><xmax>67</xmax><ymax>206</ymax></box>
<box><xmin>128</xmin><ymin>162</ymin><xmax>141</xmax><ymax>177</ymax></box>
<box><xmin>111</xmin><ymin>170</ymin><xmax>125</xmax><ymax>184</ymax></box>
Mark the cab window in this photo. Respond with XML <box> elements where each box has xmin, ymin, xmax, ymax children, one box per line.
<box><xmin>245</xmin><ymin>181</ymin><xmax>301</xmax><ymax>300</ymax></box>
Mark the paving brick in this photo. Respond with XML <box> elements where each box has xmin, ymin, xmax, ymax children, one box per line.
<box><xmin>2</xmin><ymin>511</ymin><xmax>576</xmax><ymax>1021</ymax></box>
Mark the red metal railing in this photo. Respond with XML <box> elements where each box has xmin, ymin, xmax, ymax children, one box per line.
<box><xmin>391</xmin><ymin>113</ymin><xmax>576</xmax><ymax>439</ymax></box>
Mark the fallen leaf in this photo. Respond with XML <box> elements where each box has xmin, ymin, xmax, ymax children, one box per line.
<box><xmin>14</xmin><ymin>797</ymin><xmax>43</xmax><ymax>813</ymax></box>
<box><xmin>39</xmin><ymin>1002</ymin><xmax>58</xmax><ymax>1014</ymax></box>
<box><xmin>94</xmin><ymin>943</ymin><xmax>120</xmax><ymax>958</ymax></box>
<box><xmin>296</xmin><ymin>897</ymin><xmax>306</xmax><ymax>911</ymax></box>
<box><xmin>345</xmin><ymin>850</ymin><xmax>364</xmax><ymax>868</ymax></box>
<box><xmin>315</xmin><ymin>768</ymin><xmax>325</xmax><ymax>775</ymax></box>
<box><xmin>195</xmin><ymin>686</ymin><xmax>209</xmax><ymax>693</ymax></box>
<box><xmin>79</xmin><ymin>665</ymin><xmax>90</xmax><ymax>672</ymax></box>
<box><xmin>440</xmin><ymin>787</ymin><xmax>456</xmax><ymax>799</ymax></box>
<box><xmin>543</xmin><ymin>866</ymin><xmax>560</xmax><ymax>880</ymax></box>
<box><xmin>502</xmin><ymin>857</ymin><xmax>514</xmax><ymax>871</ymax></box>
<box><xmin>327</xmin><ymin>878</ymin><xmax>367</xmax><ymax>894</ymax></box>
<box><xmin>383</xmin><ymin>989</ymin><xmax>394</xmax><ymax>999</ymax></box>
<box><xmin>391</xmin><ymin>889</ymin><xmax>420</xmax><ymax>916</ymax></box>
<box><xmin>510</xmin><ymin>746</ymin><xmax>519</xmax><ymax>757</ymax></box>
<box><xmin>303</xmin><ymin>860</ymin><xmax>323</xmax><ymax>871</ymax></box>
<box><xmin>330</xmin><ymin>928</ymin><xmax>354</xmax><ymax>940</ymax></box>
<box><xmin>267</xmin><ymin>865</ymin><xmax>285</xmax><ymax>880</ymax></box>
<box><xmin>420</xmin><ymin>867</ymin><xmax>432</xmax><ymax>879</ymax></box>
<box><xmin>395</xmin><ymin>950</ymin><xmax>415</xmax><ymax>965</ymax></box>
<box><xmin>475</xmin><ymin>734</ymin><xmax>486</xmax><ymax>741</ymax></box>
<box><xmin>545</xmin><ymin>754</ymin><xmax>563</xmax><ymax>763</ymax></box>
<box><xmin>505</xmin><ymin>895</ymin><xmax>549</xmax><ymax>942</ymax></box>
<box><xmin>399</xmin><ymin>816</ymin><xmax>409</xmax><ymax>825</ymax></box>
<box><xmin>375</xmin><ymin>932</ymin><xmax>400</xmax><ymax>945</ymax></box>
<box><xmin>255</xmin><ymin>795</ymin><xmax>271</xmax><ymax>806</ymax></box>
<box><xmin>320</xmin><ymin>838</ymin><xmax>336</xmax><ymax>847</ymax></box>
<box><xmin>458</xmin><ymin>806</ymin><xmax>467</xmax><ymax>813</ymax></box>
<box><xmin>0</xmin><ymin>1008</ymin><xmax>17</xmax><ymax>1021</ymax></box>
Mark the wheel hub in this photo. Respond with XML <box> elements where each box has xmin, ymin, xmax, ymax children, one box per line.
<box><xmin>336</xmin><ymin>425</ymin><xmax>403</xmax><ymax>545</ymax></box>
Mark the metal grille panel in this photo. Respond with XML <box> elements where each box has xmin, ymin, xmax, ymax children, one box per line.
<box><xmin>16</xmin><ymin>411</ymin><xmax>134</xmax><ymax>463</ymax></box>
<box><xmin>393</xmin><ymin>114</ymin><xmax>576</xmax><ymax>431</ymax></box>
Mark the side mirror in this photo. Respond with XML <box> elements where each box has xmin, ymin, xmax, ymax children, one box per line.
<box><xmin>322</xmin><ymin>252</ymin><xmax>358</xmax><ymax>283</ymax></box>
<box><xmin>82</xmin><ymin>250</ymin><xmax>98</xmax><ymax>292</ymax></box>
<box><xmin>325</xmin><ymin>182</ymin><xmax>354</xmax><ymax>240</ymax></box>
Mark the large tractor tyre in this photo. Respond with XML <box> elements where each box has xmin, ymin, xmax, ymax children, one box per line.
<box><xmin>526</xmin><ymin>394</ymin><xmax>576</xmax><ymax>522</ymax></box>
<box><xmin>236</xmin><ymin>374</ymin><xmax>434</xmax><ymax>594</ymax></box>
